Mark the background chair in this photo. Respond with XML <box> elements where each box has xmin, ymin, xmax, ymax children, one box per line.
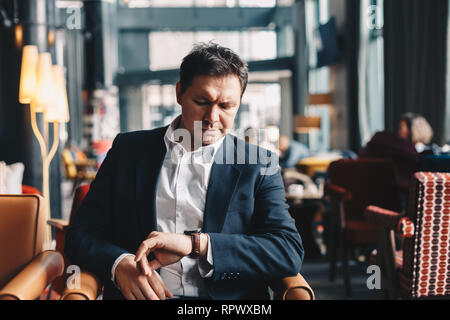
<box><xmin>51</xmin><ymin>185</ymin><xmax>315</xmax><ymax>300</ymax></box>
<box><xmin>62</xmin><ymin>147</ymin><xmax>97</xmax><ymax>194</ymax></box>
<box><xmin>365</xmin><ymin>172</ymin><xmax>450</xmax><ymax>299</ymax></box>
<box><xmin>21</xmin><ymin>185</ymin><xmax>41</xmax><ymax>195</ymax></box>
<box><xmin>47</xmin><ymin>184</ymin><xmax>90</xmax><ymax>295</ymax></box>
<box><xmin>324</xmin><ymin>158</ymin><xmax>402</xmax><ymax>296</ymax></box>
<box><xmin>0</xmin><ymin>194</ymin><xmax>64</xmax><ymax>300</ymax></box>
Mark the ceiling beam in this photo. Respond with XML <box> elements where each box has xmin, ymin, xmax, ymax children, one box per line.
<box><xmin>117</xmin><ymin>6</ymin><xmax>293</xmax><ymax>32</ymax></box>
<box><xmin>116</xmin><ymin>56</ymin><xmax>294</xmax><ymax>86</ymax></box>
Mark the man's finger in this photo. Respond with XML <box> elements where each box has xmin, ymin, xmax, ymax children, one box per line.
<box><xmin>137</xmin><ymin>258</ymin><xmax>151</xmax><ymax>276</ymax></box>
<box><xmin>135</xmin><ymin>242</ymin><xmax>149</xmax><ymax>262</ymax></box>
<box><xmin>135</xmin><ymin>239</ymin><xmax>157</xmax><ymax>262</ymax></box>
<box><xmin>139</xmin><ymin>280</ymin><xmax>159</xmax><ymax>300</ymax></box>
<box><xmin>131</xmin><ymin>285</ymin><xmax>147</xmax><ymax>301</ymax></box>
<box><xmin>148</xmin><ymin>259</ymin><xmax>162</xmax><ymax>271</ymax></box>
<box><xmin>148</xmin><ymin>271</ymin><xmax>173</xmax><ymax>300</ymax></box>
<box><xmin>126</xmin><ymin>290</ymin><xmax>137</xmax><ymax>301</ymax></box>
<box><xmin>122</xmin><ymin>289</ymin><xmax>134</xmax><ymax>300</ymax></box>
<box><xmin>165</xmin><ymin>286</ymin><xmax>174</xmax><ymax>299</ymax></box>
<box><xmin>147</xmin><ymin>273</ymin><xmax>168</xmax><ymax>300</ymax></box>
<box><xmin>154</xmin><ymin>272</ymin><xmax>174</xmax><ymax>299</ymax></box>
<box><xmin>139</xmin><ymin>257</ymin><xmax>153</xmax><ymax>276</ymax></box>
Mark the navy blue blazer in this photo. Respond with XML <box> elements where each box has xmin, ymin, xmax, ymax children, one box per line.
<box><xmin>65</xmin><ymin>127</ymin><xmax>304</xmax><ymax>300</ymax></box>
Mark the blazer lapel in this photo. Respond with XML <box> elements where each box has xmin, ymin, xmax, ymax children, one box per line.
<box><xmin>135</xmin><ymin>127</ymin><xmax>167</xmax><ymax>241</ymax></box>
<box><xmin>203</xmin><ymin>135</ymin><xmax>241</xmax><ymax>233</ymax></box>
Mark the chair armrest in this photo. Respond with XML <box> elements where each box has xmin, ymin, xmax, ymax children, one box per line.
<box><xmin>0</xmin><ymin>251</ymin><xmax>64</xmax><ymax>300</ymax></box>
<box><xmin>324</xmin><ymin>182</ymin><xmax>352</xmax><ymax>201</ymax></box>
<box><xmin>270</xmin><ymin>273</ymin><xmax>315</xmax><ymax>300</ymax></box>
<box><xmin>60</xmin><ymin>271</ymin><xmax>101</xmax><ymax>300</ymax></box>
<box><xmin>47</xmin><ymin>218</ymin><xmax>69</xmax><ymax>231</ymax></box>
<box><xmin>364</xmin><ymin>205</ymin><xmax>402</xmax><ymax>229</ymax></box>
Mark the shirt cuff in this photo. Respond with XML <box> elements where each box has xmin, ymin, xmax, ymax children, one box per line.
<box><xmin>198</xmin><ymin>234</ymin><xmax>214</xmax><ymax>278</ymax></box>
<box><xmin>111</xmin><ymin>253</ymin><xmax>135</xmax><ymax>288</ymax></box>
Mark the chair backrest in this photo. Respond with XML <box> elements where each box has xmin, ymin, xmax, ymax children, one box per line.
<box><xmin>69</xmin><ymin>184</ymin><xmax>90</xmax><ymax>225</ymax></box>
<box><xmin>50</xmin><ymin>184</ymin><xmax>90</xmax><ymax>295</ymax></box>
<box><xmin>403</xmin><ymin>172</ymin><xmax>450</xmax><ymax>298</ymax></box>
<box><xmin>0</xmin><ymin>194</ymin><xmax>45</xmax><ymax>288</ymax></box>
<box><xmin>21</xmin><ymin>185</ymin><xmax>41</xmax><ymax>195</ymax></box>
<box><xmin>328</xmin><ymin>158</ymin><xmax>401</xmax><ymax>221</ymax></box>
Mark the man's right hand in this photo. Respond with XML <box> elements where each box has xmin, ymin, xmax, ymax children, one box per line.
<box><xmin>115</xmin><ymin>255</ymin><xmax>173</xmax><ymax>300</ymax></box>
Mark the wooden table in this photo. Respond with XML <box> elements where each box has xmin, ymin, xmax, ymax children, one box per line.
<box><xmin>296</xmin><ymin>155</ymin><xmax>342</xmax><ymax>177</ymax></box>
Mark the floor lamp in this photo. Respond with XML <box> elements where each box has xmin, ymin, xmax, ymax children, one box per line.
<box><xmin>19</xmin><ymin>45</ymin><xmax>70</xmax><ymax>249</ymax></box>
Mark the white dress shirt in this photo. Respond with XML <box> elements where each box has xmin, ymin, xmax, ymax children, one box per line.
<box><xmin>112</xmin><ymin>116</ymin><xmax>224</xmax><ymax>298</ymax></box>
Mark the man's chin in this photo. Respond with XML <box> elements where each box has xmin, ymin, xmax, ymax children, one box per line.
<box><xmin>202</xmin><ymin>137</ymin><xmax>218</xmax><ymax>146</ymax></box>
<box><xmin>202</xmin><ymin>131</ymin><xmax>223</xmax><ymax>145</ymax></box>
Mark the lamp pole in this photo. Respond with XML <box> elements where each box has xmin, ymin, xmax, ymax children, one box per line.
<box><xmin>20</xmin><ymin>46</ymin><xmax>69</xmax><ymax>250</ymax></box>
<box><xmin>30</xmin><ymin>110</ymin><xmax>59</xmax><ymax>248</ymax></box>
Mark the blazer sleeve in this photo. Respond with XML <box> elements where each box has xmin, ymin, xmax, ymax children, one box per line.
<box><xmin>208</xmin><ymin>161</ymin><xmax>304</xmax><ymax>282</ymax></box>
<box><xmin>64</xmin><ymin>134</ymin><xmax>130</xmax><ymax>284</ymax></box>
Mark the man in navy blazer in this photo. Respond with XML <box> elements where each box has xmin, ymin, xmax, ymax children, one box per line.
<box><xmin>65</xmin><ymin>43</ymin><xmax>303</xmax><ymax>300</ymax></box>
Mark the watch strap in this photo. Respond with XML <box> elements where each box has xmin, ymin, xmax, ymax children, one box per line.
<box><xmin>184</xmin><ymin>230</ymin><xmax>201</xmax><ymax>258</ymax></box>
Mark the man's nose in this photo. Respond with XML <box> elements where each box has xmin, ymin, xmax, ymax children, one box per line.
<box><xmin>203</xmin><ymin>104</ymin><xmax>220</xmax><ymax>124</ymax></box>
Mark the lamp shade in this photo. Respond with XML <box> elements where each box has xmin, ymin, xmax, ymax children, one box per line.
<box><xmin>18</xmin><ymin>45</ymin><xmax>38</xmax><ymax>104</ymax></box>
<box><xmin>33</xmin><ymin>52</ymin><xmax>54</xmax><ymax>112</ymax></box>
<box><xmin>46</xmin><ymin>65</ymin><xmax>70</xmax><ymax>123</ymax></box>
<box><xmin>294</xmin><ymin>115</ymin><xmax>321</xmax><ymax>134</ymax></box>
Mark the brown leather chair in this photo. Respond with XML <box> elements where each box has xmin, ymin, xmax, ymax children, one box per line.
<box><xmin>54</xmin><ymin>185</ymin><xmax>315</xmax><ymax>300</ymax></box>
<box><xmin>0</xmin><ymin>194</ymin><xmax>64</xmax><ymax>300</ymax></box>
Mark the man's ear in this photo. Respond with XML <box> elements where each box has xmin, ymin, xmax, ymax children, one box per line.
<box><xmin>175</xmin><ymin>82</ymin><xmax>182</xmax><ymax>105</ymax></box>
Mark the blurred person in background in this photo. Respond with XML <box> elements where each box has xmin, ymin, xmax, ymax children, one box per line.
<box><xmin>359</xmin><ymin>112</ymin><xmax>434</xmax><ymax>189</ymax></box>
<box><xmin>279</xmin><ymin>135</ymin><xmax>310</xmax><ymax>169</ymax></box>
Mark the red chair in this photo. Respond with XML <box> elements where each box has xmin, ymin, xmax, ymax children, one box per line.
<box><xmin>47</xmin><ymin>184</ymin><xmax>91</xmax><ymax>295</ymax></box>
<box><xmin>21</xmin><ymin>185</ymin><xmax>41</xmax><ymax>195</ymax></box>
<box><xmin>325</xmin><ymin>158</ymin><xmax>402</xmax><ymax>296</ymax></box>
<box><xmin>365</xmin><ymin>172</ymin><xmax>450</xmax><ymax>299</ymax></box>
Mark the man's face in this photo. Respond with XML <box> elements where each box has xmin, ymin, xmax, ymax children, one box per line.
<box><xmin>176</xmin><ymin>74</ymin><xmax>242</xmax><ymax>146</ymax></box>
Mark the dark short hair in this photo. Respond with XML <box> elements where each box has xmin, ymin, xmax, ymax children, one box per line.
<box><xmin>178</xmin><ymin>42</ymin><xmax>248</xmax><ymax>97</ymax></box>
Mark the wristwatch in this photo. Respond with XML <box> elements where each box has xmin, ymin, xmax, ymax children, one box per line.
<box><xmin>184</xmin><ymin>229</ymin><xmax>202</xmax><ymax>259</ymax></box>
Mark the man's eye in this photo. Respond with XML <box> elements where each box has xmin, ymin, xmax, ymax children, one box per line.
<box><xmin>194</xmin><ymin>100</ymin><xmax>209</xmax><ymax>106</ymax></box>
